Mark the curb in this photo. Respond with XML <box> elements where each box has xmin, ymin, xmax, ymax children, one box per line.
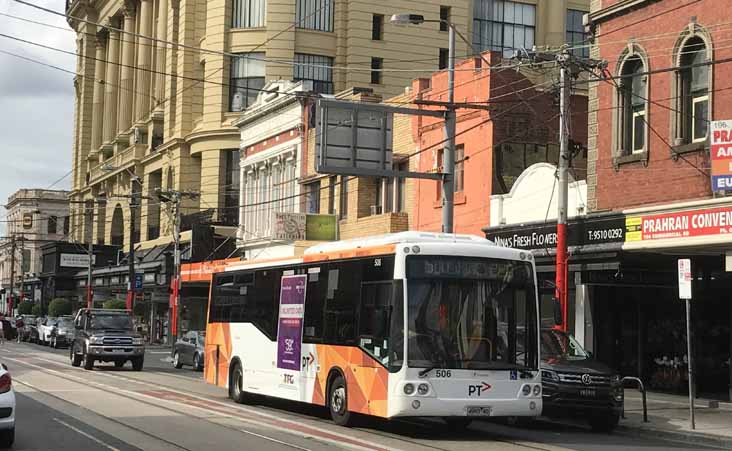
<box><xmin>615</xmin><ymin>423</ymin><xmax>732</xmax><ymax>449</ymax></box>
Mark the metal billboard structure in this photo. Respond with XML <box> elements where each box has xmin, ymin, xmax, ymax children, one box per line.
<box><xmin>316</xmin><ymin>99</ymin><xmax>443</xmax><ymax>180</ymax></box>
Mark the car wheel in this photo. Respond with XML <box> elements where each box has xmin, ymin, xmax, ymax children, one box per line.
<box><xmin>229</xmin><ymin>363</ymin><xmax>250</xmax><ymax>404</ymax></box>
<box><xmin>0</xmin><ymin>427</ymin><xmax>14</xmax><ymax>448</ymax></box>
<box><xmin>114</xmin><ymin>361</ymin><xmax>125</xmax><ymax>368</ymax></box>
<box><xmin>589</xmin><ymin>413</ymin><xmax>620</xmax><ymax>433</ymax></box>
<box><xmin>82</xmin><ymin>351</ymin><xmax>94</xmax><ymax>370</ymax></box>
<box><xmin>173</xmin><ymin>352</ymin><xmax>183</xmax><ymax>369</ymax></box>
<box><xmin>193</xmin><ymin>353</ymin><xmax>202</xmax><ymax>371</ymax></box>
<box><xmin>328</xmin><ymin>375</ymin><xmax>353</xmax><ymax>426</ymax></box>
<box><xmin>131</xmin><ymin>357</ymin><xmax>144</xmax><ymax>371</ymax></box>
<box><xmin>70</xmin><ymin>346</ymin><xmax>82</xmax><ymax>367</ymax></box>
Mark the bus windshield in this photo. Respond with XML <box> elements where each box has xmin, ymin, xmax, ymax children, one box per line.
<box><xmin>406</xmin><ymin>256</ymin><xmax>538</xmax><ymax>371</ymax></box>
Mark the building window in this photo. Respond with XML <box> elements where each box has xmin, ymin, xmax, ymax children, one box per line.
<box><xmin>370</xmin><ymin>57</ymin><xmax>383</xmax><ymax>85</ymax></box>
<box><xmin>375</xmin><ymin>161</ymin><xmax>407</xmax><ymax>215</ymax></box>
<box><xmin>306</xmin><ymin>181</ymin><xmax>321</xmax><ymax>214</ymax></box>
<box><xmin>294</xmin><ymin>53</ymin><xmax>334</xmax><ymax>94</ymax></box>
<box><xmin>339</xmin><ymin>176</ymin><xmax>348</xmax><ymax>219</ymax></box>
<box><xmin>232</xmin><ymin>0</ymin><xmax>265</xmax><ymax>28</ymax></box>
<box><xmin>396</xmin><ymin>161</ymin><xmax>407</xmax><ymax>213</ymax></box>
<box><xmin>328</xmin><ymin>176</ymin><xmax>337</xmax><ymax>214</ymax></box>
<box><xmin>439</xmin><ymin>48</ymin><xmax>448</xmax><ymax>70</ymax></box>
<box><xmin>566</xmin><ymin>9</ymin><xmax>589</xmax><ymax>58</ymax></box>
<box><xmin>222</xmin><ymin>150</ymin><xmax>240</xmax><ymax>226</ymax></box>
<box><xmin>435</xmin><ymin>149</ymin><xmax>444</xmax><ymax>200</ymax></box>
<box><xmin>372</xmin><ymin>14</ymin><xmax>383</xmax><ymax>40</ymax></box>
<box><xmin>63</xmin><ymin>216</ymin><xmax>70</xmax><ymax>236</ymax></box>
<box><xmin>473</xmin><ymin>0</ymin><xmax>536</xmax><ymax>57</ymax></box>
<box><xmin>440</xmin><ymin>6</ymin><xmax>450</xmax><ymax>32</ymax></box>
<box><xmin>229</xmin><ymin>53</ymin><xmax>265</xmax><ymax>112</ymax></box>
<box><xmin>679</xmin><ymin>37</ymin><xmax>709</xmax><ymax>143</ymax></box>
<box><xmin>295</xmin><ymin>0</ymin><xmax>333</xmax><ymax>32</ymax></box>
<box><xmin>619</xmin><ymin>56</ymin><xmax>647</xmax><ymax>155</ymax></box>
<box><xmin>48</xmin><ymin>216</ymin><xmax>57</xmax><ymax>234</ymax></box>
<box><xmin>455</xmin><ymin>145</ymin><xmax>465</xmax><ymax>192</ymax></box>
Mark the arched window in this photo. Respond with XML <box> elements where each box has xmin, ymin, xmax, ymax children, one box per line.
<box><xmin>679</xmin><ymin>37</ymin><xmax>709</xmax><ymax>143</ymax></box>
<box><xmin>620</xmin><ymin>56</ymin><xmax>647</xmax><ymax>155</ymax></box>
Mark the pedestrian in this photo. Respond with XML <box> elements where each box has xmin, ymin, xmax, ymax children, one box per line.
<box><xmin>0</xmin><ymin>320</ymin><xmax>5</xmax><ymax>346</ymax></box>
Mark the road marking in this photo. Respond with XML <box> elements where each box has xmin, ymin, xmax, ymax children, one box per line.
<box><xmin>8</xmin><ymin>355</ymin><xmax>387</xmax><ymax>451</ymax></box>
<box><xmin>237</xmin><ymin>428</ymin><xmax>314</xmax><ymax>451</ymax></box>
<box><xmin>53</xmin><ymin>418</ymin><xmax>122</xmax><ymax>451</ymax></box>
<box><xmin>148</xmin><ymin>352</ymin><xmax>171</xmax><ymax>355</ymax></box>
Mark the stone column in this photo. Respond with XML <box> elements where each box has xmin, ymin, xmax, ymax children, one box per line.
<box><xmin>90</xmin><ymin>29</ymin><xmax>107</xmax><ymax>151</ymax></box>
<box><xmin>135</xmin><ymin>0</ymin><xmax>153</xmax><ymax>121</ymax></box>
<box><xmin>153</xmin><ymin>0</ymin><xmax>168</xmax><ymax>109</ymax></box>
<box><xmin>118</xmin><ymin>2</ymin><xmax>137</xmax><ymax>135</ymax></box>
<box><xmin>102</xmin><ymin>25</ymin><xmax>121</xmax><ymax>143</ymax></box>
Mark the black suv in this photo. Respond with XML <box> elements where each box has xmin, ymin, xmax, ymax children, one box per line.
<box><xmin>69</xmin><ymin>309</ymin><xmax>145</xmax><ymax>371</ymax></box>
<box><xmin>540</xmin><ymin>329</ymin><xmax>623</xmax><ymax>432</ymax></box>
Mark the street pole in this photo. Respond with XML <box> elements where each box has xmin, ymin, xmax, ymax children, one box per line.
<box><xmin>172</xmin><ymin>191</ymin><xmax>181</xmax><ymax>342</ymax></box>
<box><xmin>442</xmin><ymin>23</ymin><xmax>456</xmax><ymax>234</ymax></box>
<box><xmin>686</xmin><ymin>298</ymin><xmax>696</xmax><ymax>430</ymax></box>
<box><xmin>7</xmin><ymin>236</ymin><xmax>15</xmax><ymax>316</ymax></box>
<box><xmin>87</xmin><ymin>200</ymin><xmax>94</xmax><ymax>309</ymax></box>
<box><xmin>556</xmin><ymin>53</ymin><xmax>571</xmax><ymax>332</ymax></box>
<box><xmin>126</xmin><ymin>190</ymin><xmax>138</xmax><ymax>311</ymax></box>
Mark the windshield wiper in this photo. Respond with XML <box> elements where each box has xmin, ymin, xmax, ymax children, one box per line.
<box><xmin>418</xmin><ymin>365</ymin><xmax>439</xmax><ymax>378</ymax></box>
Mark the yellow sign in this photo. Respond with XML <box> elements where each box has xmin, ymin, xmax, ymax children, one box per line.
<box><xmin>625</xmin><ymin>217</ymin><xmax>642</xmax><ymax>242</ymax></box>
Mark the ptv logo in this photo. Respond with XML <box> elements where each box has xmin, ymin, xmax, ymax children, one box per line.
<box><xmin>468</xmin><ymin>382</ymin><xmax>492</xmax><ymax>397</ymax></box>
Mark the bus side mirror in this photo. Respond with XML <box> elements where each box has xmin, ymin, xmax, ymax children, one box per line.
<box><xmin>552</xmin><ymin>298</ymin><xmax>563</xmax><ymax>327</ymax></box>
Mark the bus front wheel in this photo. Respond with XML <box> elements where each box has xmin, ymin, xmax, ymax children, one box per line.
<box><xmin>328</xmin><ymin>375</ymin><xmax>353</xmax><ymax>426</ymax></box>
<box><xmin>229</xmin><ymin>363</ymin><xmax>249</xmax><ymax>404</ymax></box>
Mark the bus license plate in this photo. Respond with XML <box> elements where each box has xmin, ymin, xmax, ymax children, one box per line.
<box><xmin>466</xmin><ymin>406</ymin><xmax>492</xmax><ymax>416</ymax></box>
<box><xmin>579</xmin><ymin>389</ymin><xmax>596</xmax><ymax>398</ymax></box>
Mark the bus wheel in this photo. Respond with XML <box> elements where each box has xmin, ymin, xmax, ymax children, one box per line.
<box><xmin>229</xmin><ymin>363</ymin><xmax>248</xmax><ymax>404</ymax></box>
<box><xmin>329</xmin><ymin>375</ymin><xmax>352</xmax><ymax>426</ymax></box>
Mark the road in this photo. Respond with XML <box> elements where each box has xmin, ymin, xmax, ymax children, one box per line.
<box><xmin>0</xmin><ymin>341</ymin><xmax>720</xmax><ymax>451</ymax></box>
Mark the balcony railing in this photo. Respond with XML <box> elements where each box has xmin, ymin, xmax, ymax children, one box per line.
<box><xmin>88</xmin><ymin>144</ymin><xmax>146</xmax><ymax>183</ymax></box>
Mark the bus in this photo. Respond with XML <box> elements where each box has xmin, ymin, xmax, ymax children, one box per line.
<box><xmin>204</xmin><ymin>232</ymin><xmax>541</xmax><ymax>426</ymax></box>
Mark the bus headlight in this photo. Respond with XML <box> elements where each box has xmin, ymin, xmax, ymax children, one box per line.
<box><xmin>521</xmin><ymin>385</ymin><xmax>531</xmax><ymax>396</ymax></box>
<box><xmin>417</xmin><ymin>383</ymin><xmax>430</xmax><ymax>395</ymax></box>
<box><xmin>404</xmin><ymin>383</ymin><xmax>415</xmax><ymax>395</ymax></box>
<box><xmin>532</xmin><ymin>385</ymin><xmax>541</xmax><ymax>396</ymax></box>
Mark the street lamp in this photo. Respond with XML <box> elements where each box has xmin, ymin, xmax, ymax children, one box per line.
<box><xmin>101</xmin><ymin>164</ymin><xmax>142</xmax><ymax>311</ymax></box>
<box><xmin>391</xmin><ymin>13</ymin><xmax>456</xmax><ymax>233</ymax></box>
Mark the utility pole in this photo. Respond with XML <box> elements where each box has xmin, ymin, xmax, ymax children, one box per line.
<box><xmin>7</xmin><ymin>235</ymin><xmax>16</xmax><ymax>316</ymax></box>
<box><xmin>556</xmin><ymin>52</ymin><xmax>571</xmax><ymax>331</ymax></box>
<box><xmin>158</xmin><ymin>189</ymin><xmax>197</xmax><ymax>344</ymax></box>
<box><xmin>442</xmin><ymin>23</ymin><xmax>456</xmax><ymax>234</ymax></box>
<box><xmin>126</xmin><ymin>188</ymin><xmax>140</xmax><ymax>311</ymax></box>
<box><xmin>516</xmin><ymin>48</ymin><xmax>606</xmax><ymax>332</ymax></box>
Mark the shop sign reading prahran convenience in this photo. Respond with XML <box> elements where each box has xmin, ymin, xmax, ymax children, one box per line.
<box><xmin>626</xmin><ymin>206</ymin><xmax>732</xmax><ymax>241</ymax></box>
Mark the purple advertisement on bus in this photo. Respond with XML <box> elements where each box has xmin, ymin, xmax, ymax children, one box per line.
<box><xmin>276</xmin><ymin>275</ymin><xmax>308</xmax><ymax>371</ymax></box>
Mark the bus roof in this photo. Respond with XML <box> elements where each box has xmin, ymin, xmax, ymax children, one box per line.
<box><xmin>304</xmin><ymin>231</ymin><xmax>493</xmax><ymax>256</ymax></box>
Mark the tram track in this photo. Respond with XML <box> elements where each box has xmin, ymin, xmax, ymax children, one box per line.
<box><xmin>5</xmin><ymin>345</ymin><xmax>561</xmax><ymax>451</ymax></box>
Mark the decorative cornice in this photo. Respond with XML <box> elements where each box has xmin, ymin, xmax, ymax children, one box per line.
<box><xmin>588</xmin><ymin>0</ymin><xmax>661</xmax><ymax>25</ymax></box>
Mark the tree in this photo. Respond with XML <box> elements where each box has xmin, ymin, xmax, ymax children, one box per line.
<box><xmin>48</xmin><ymin>298</ymin><xmax>72</xmax><ymax>317</ymax></box>
<box><xmin>102</xmin><ymin>300</ymin><xmax>127</xmax><ymax>310</ymax></box>
<box><xmin>17</xmin><ymin>302</ymin><xmax>33</xmax><ymax>315</ymax></box>
<box><xmin>31</xmin><ymin>304</ymin><xmax>42</xmax><ymax>316</ymax></box>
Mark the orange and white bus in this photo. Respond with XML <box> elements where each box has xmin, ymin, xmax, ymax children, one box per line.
<box><xmin>204</xmin><ymin>232</ymin><xmax>541</xmax><ymax>426</ymax></box>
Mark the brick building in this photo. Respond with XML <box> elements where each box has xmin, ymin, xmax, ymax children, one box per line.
<box><xmin>411</xmin><ymin>52</ymin><xmax>588</xmax><ymax>236</ymax></box>
<box><xmin>578</xmin><ymin>0</ymin><xmax>732</xmax><ymax>399</ymax></box>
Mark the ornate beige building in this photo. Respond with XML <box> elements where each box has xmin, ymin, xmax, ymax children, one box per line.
<box><xmin>66</xmin><ymin>0</ymin><xmax>588</xmax><ymax>250</ymax></box>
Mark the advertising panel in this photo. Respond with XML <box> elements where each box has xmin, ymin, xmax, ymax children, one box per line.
<box><xmin>625</xmin><ymin>206</ymin><xmax>732</xmax><ymax>241</ymax></box>
<box><xmin>276</xmin><ymin>275</ymin><xmax>307</xmax><ymax>371</ymax></box>
<box><xmin>711</xmin><ymin>120</ymin><xmax>732</xmax><ymax>191</ymax></box>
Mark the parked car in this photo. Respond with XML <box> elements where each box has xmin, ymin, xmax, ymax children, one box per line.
<box><xmin>540</xmin><ymin>329</ymin><xmax>623</xmax><ymax>432</ymax></box>
<box><xmin>172</xmin><ymin>331</ymin><xmax>205</xmax><ymax>371</ymax></box>
<box><xmin>69</xmin><ymin>308</ymin><xmax>145</xmax><ymax>371</ymax></box>
<box><xmin>49</xmin><ymin>316</ymin><xmax>75</xmax><ymax>348</ymax></box>
<box><xmin>38</xmin><ymin>317</ymin><xmax>58</xmax><ymax>346</ymax></box>
<box><xmin>0</xmin><ymin>363</ymin><xmax>15</xmax><ymax>447</ymax></box>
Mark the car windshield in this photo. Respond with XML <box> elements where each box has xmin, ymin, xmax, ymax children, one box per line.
<box><xmin>406</xmin><ymin>256</ymin><xmax>538</xmax><ymax>371</ymax></box>
<box><xmin>88</xmin><ymin>314</ymin><xmax>133</xmax><ymax>330</ymax></box>
<box><xmin>541</xmin><ymin>329</ymin><xmax>589</xmax><ymax>361</ymax></box>
<box><xmin>57</xmin><ymin>319</ymin><xmax>74</xmax><ymax>329</ymax></box>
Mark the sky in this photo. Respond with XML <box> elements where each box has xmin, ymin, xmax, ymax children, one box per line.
<box><xmin>0</xmin><ymin>0</ymin><xmax>76</xmax><ymax>223</ymax></box>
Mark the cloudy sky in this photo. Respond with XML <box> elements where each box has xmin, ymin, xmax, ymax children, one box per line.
<box><xmin>0</xmin><ymin>0</ymin><xmax>76</xmax><ymax>222</ymax></box>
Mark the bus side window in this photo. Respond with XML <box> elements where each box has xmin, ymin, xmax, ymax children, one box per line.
<box><xmin>304</xmin><ymin>264</ymin><xmax>328</xmax><ymax>342</ymax></box>
<box><xmin>359</xmin><ymin>281</ymin><xmax>393</xmax><ymax>366</ymax></box>
<box><xmin>323</xmin><ymin>262</ymin><xmax>360</xmax><ymax>345</ymax></box>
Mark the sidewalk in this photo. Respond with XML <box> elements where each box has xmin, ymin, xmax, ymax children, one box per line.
<box><xmin>618</xmin><ymin>390</ymin><xmax>732</xmax><ymax>448</ymax></box>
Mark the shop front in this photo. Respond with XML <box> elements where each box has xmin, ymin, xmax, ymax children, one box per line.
<box><xmin>484</xmin><ymin>202</ymin><xmax>732</xmax><ymax>400</ymax></box>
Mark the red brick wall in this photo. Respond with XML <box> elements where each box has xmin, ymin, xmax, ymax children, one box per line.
<box><xmin>593</xmin><ymin>0</ymin><xmax>731</xmax><ymax>211</ymax></box>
